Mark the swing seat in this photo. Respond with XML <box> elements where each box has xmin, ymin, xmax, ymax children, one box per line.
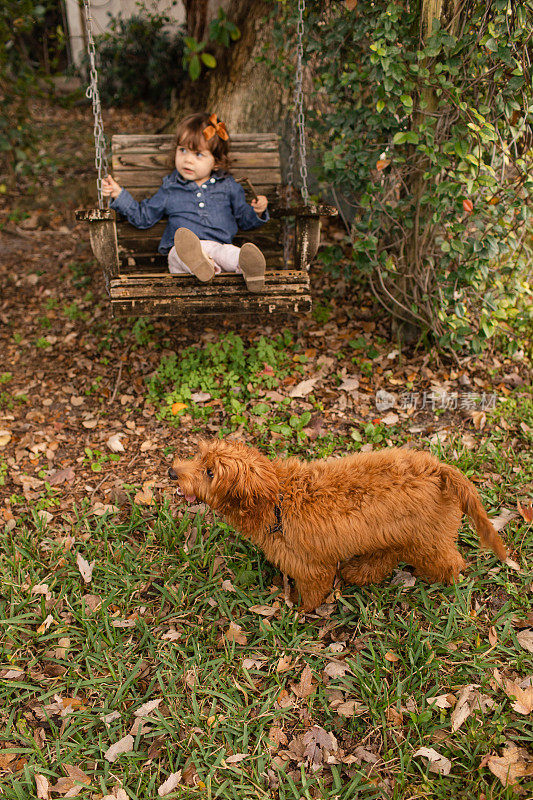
<box><xmin>76</xmin><ymin>133</ymin><xmax>336</xmax><ymax>318</ymax></box>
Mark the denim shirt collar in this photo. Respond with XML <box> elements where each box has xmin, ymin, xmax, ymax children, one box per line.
<box><xmin>171</xmin><ymin>169</ymin><xmax>227</xmax><ymax>186</ymax></box>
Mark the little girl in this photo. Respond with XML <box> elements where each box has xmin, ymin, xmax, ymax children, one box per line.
<box><xmin>102</xmin><ymin>112</ymin><xmax>269</xmax><ymax>292</ymax></box>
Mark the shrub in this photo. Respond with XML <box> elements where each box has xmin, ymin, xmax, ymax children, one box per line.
<box><xmin>273</xmin><ymin>0</ymin><xmax>533</xmax><ymax>353</ymax></box>
<box><xmin>91</xmin><ymin>2</ymin><xmax>186</xmax><ymax>106</ymax></box>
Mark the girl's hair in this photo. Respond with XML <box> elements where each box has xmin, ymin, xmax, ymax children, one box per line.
<box><xmin>173</xmin><ymin>112</ymin><xmax>230</xmax><ymax>172</ymax></box>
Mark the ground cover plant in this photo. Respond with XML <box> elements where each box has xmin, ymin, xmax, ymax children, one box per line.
<box><xmin>0</xmin><ymin>101</ymin><xmax>532</xmax><ymax>799</ymax></box>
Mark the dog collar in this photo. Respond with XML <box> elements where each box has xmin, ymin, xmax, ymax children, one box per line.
<box><xmin>268</xmin><ymin>496</ymin><xmax>284</xmax><ymax>536</ymax></box>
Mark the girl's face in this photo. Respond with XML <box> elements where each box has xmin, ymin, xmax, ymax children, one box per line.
<box><xmin>175</xmin><ymin>144</ymin><xmax>216</xmax><ymax>185</ymax></box>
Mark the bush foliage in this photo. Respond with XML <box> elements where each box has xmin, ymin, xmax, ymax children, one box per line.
<box><xmin>274</xmin><ymin>0</ymin><xmax>532</xmax><ymax>352</ymax></box>
<box><xmin>91</xmin><ymin>3</ymin><xmax>186</xmax><ymax>106</ymax></box>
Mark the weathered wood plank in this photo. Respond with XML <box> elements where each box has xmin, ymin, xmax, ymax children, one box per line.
<box><xmin>112</xmin><ymin>152</ymin><xmax>281</xmax><ymax>171</ymax></box>
<box><xmin>112</xmin><ymin>168</ymin><xmax>282</xmax><ymax>187</ymax></box>
<box><xmin>112</xmin><ymin>134</ymin><xmax>279</xmax><ymax>153</ymax></box>
<box><xmin>116</xmin><ymin>185</ymin><xmax>282</xmax><ymax>203</ymax></box>
<box><xmin>110</xmin><ymin>294</ymin><xmax>311</xmax><ymax>318</ymax></box>
<box><xmin>110</xmin><ymin>270</ymin><xmax>308</xmax><ymax>293</ymax></box>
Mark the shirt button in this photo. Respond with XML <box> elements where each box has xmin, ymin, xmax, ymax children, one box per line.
<box><xmin>199</xmin><ymin>202</ymin><xmax>205</xmax><ymax>208</ymax></box>
<box><xmin>196</xmin><ymin>192</ymin><xmax>202</xmax><ymax>197</ymax></box>
<box><xmin>210</xmin><ymin>177</ymin><xmax>215</xmax><ymax>183</ymax></box>
<box><xmin>202</xmin><ymin>184</ymin><xmax>207</xmax><ymax>188</ymax></box>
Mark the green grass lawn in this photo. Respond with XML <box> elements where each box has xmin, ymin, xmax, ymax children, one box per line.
<box><xmin>1</xmin><ymin>398</ymin><xmax>532</xmax><ymax>800</ymax></box>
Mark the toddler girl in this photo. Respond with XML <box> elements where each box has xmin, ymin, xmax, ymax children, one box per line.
<box><xmin>102</xmin><ymin>112</ymin><xmax>269</xmax><ymax>292</ymax></box>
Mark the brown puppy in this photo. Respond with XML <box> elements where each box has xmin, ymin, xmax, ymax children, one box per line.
<box><xmin>169</xmin><ymin>439</ymin><xmax>507</xmax><ymax>611</ymax></box>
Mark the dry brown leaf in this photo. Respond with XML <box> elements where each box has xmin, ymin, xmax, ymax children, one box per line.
<box><xmin>323</xmin><ymin>660</ymin><xmax>350</xmax><ymax>679</ymax></box>
<box><xmin>276</xmin><ymin>654</ymin><xmax>293</xmax><ymax>673</ymax></box>
<box><xmin>267</xmin><ymin>725</ymin><xmax>288</xmax><ymax>751</ymax></box>
<box><xmin>35</xmin><ymin>774</ymin><xmax>50</xmax><ymax>799</ymax></box>
<box><xmin>76</xmin><ymin>553</ymin><xmax>95</xmax><ymax>584</ymax></box>
<box><xmin>104</xmin><ymin>734</ymin><xmax>134</xmax><ymax>762</ymax></box>
<box><xmin>517</xmin><ymin>499</ymin><xmax>533</xmax><ymax>523</ymax></box>
<box><xmin>37</xmin><ymin>614</ymin><xmax>55</xmax><ymax>634</ymax></box>
<box><xmin>0</xmin><ymin>668</ymin><xmax>24</xmax><ymax>680</ymax></box>
<box><xmin>289</xmin><ymin>378</ymin><xmax>318</xmax><ymax>398</ymax></box>
<box><xmin>335</xmin><ymin>699</ymin><xmax>367</xmax><ymax>718</ymax></box>
<box><xmin>486</xmin><ymin>741</ymin><xmax>533</xmax><ymax>788</ymax></box>
<box><xmin>134</xmin><ymin>481</ymin><xmax>155</xmax><ymax>505</ymax></box>
<box><xmin>249</xmin><ymin>602</ymin><xmax>280</xmax><ymax>618</ymax></box>
<box><xmin>516</xmin><ymin>629</ymin><xmax>533</xmax><ymax>654</ymax></box>
<box><xmin>427</xmin><ymin>693</ymin><xmax>456</xmax><ymax>710</ymax></box>
<box><xmin>384</xmin><ymin>650</ymin><xmax>400</xmax><ymax>663</ymax></box>
<box><xmin>503</xmin><ymin>679</ymin><xmax>533</xmax><ymax>715</ymax></box>
<box><xmin>106</xmin><ymin>434</ymin><xmax>125</xmax><ymax>453</ymax></box>
<box><xmin>413</xmin><ymin>746</ymin><xmax>452</xmax><ymax>776</ymax></box>
<box><xmin>158</xmin><ymin>771</ymin><xmax>182</xmax><ymax>796</ymax></box>
<box><xmin>82</xmin><ymin>594</ymin><xmax>102</xmax><ymax>613</ymax></box>
<box><xmin>225</xmin><ymin>753</ymin><xmax>247</xmax><ymax>765</ymax></box>
<box><xmin>488</xmin><ymin>626</ymin><xmax>498</xmax><ymax>647</ymax></box>
<box><xmin>134</xmin><ymin>698</ymin><xmax>162</xmax><ymax>717</ymax></box>
<box><xmin>490</xmin><ymin>508</ymin><xmax>518</xmax><ymax>532</ymax></box>
<box><xmin>292</xmin><ymin>664</ymin><xmax>315</xmax><ymax>699</ymax></box>
<box><xmin>0</xmin><ymin>430</ymin><xmax>12</xmax><ymax>448</ymax></box>
<box><xmin>221</xmin><ymin>579</ymin><xmax>236</xmax><ymax>593</ymax></box>
<box><xmin>225</xmin><ymin>622</ymin><xmax>247</xmax><ymax>645</ymax></box>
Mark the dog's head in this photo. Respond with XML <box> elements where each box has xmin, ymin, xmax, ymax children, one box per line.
<box><xmin>169</xmin><ymin>439</ymin><xmax>280</xmax><ymax>517</ymax></box>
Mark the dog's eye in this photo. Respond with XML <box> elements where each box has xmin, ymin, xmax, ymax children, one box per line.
<box><xmin>206</xmin><ymin>468</ymin><xmax>214</xmax><ymax>479</ymax></box>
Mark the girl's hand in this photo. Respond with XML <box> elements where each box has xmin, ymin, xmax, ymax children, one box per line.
<box><xmin>251</xmin><ymin>195</ymin><xmax>268</xmax><ymax>215</ymax></box>
<box><xmin>102</xmin><ymin>175</ymin><xmax>122</xmax><ymax>199</ymax></box>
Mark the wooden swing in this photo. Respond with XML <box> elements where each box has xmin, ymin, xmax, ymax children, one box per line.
<box><xmin>76</xmin><ymin>0</ymin><xmax>336</xmax><ymax>318</ymax></box>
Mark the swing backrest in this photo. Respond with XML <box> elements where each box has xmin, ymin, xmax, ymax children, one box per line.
<box><xmin>111</xmin><ymin>133</ymin><xmax>285</xmax><ymax>273</ymax></box>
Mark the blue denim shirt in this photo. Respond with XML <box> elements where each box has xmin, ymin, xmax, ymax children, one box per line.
<box><xmin>110</xmin><ymin>170</ymin><xmax>269</xmax><ymax>254</ymax></box>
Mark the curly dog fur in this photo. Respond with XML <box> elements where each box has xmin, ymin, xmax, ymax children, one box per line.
<box><xmin>169</xmin><ymin>439</ymin><xmax>507</xmax><ymax>611</ymax></box>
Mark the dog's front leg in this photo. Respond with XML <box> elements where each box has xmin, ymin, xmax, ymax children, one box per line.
<box><xmin>294</xmin><ymin>566</ymin><xmax>336</xmax><ymax>612</ymax></box>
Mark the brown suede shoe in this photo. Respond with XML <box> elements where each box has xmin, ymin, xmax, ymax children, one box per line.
<box><xmin>239</xmin><ymin>243</ymin><xmax>266</xmax><ymax>292</ymax></box>
<box><xmin>174</xmin><ymin>228</ymin><xmax>215</xmax><ymax>282</ymax></box>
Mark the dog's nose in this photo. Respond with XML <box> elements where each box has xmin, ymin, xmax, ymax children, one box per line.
<box><xmin>168</xmin><ymin>467</ymin><xmax>178</xmax><ymax>480</ymax></box>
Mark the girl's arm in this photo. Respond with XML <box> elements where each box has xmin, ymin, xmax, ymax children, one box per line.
<box><xmin>103</xmin><ymin>174</ymin><xmax>168</xmax><ymax>230</ymax></box>
<box><xmin>229</xmin><ymin>180</ymin><xmax>269</xmax><ymax>231</ymax></box>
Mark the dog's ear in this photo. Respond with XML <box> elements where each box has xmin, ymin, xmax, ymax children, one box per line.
<box><xmin>213</xmin><ymin>447</ymin><xmax>279</xmax><ymax>513</ymax></box>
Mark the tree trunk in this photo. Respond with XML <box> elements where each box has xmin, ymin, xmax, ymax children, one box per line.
<box><xmin>169</xmin><ymin>0</ymin><xmax>286</xmax><ymax>133</ymax></box>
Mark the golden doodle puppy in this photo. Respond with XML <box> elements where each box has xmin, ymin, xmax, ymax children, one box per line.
<box><xmin>168</xmin><ymin>439</ymin><xmax>508</xmax><ymax>611</ymax></box>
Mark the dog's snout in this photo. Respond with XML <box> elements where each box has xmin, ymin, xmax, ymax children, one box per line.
<box><xmin>168</xmin><ymin>467</ymin><xmax>178</xmax><ymax>480</ymax></box>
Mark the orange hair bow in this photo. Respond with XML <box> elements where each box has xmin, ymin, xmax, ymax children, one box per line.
<box><xmin>203</xmin><ymin>113</ymin><xmax>229</xmax><ymax>142</ymax></box>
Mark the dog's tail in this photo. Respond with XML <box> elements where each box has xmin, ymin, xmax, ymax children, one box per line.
<box><xmin>439</xmin><ymin>464</ymin><xmax>507</xmax><ymax>561</ymax></box>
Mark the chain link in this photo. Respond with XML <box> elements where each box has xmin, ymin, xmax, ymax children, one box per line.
<box><xmin>287</xmin><ymin>0</ymin><xmax>309</xmax><ymax>205</ymax></box>
<box><xmin>82</xmin><ymin>0</ymin><xmax>109</xmax><ymax>209</ymax></box>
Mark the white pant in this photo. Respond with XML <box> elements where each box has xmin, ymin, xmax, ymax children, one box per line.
<box><xmin>167</xmin><ymin>239</ymin><xmax>242</xmax><ymax>275</ymax></box>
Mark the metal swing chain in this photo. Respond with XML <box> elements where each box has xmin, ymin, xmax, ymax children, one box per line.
<box><xmin>287</xmin><ymin>0</ymin><xmax>309</xmax><ymax>204</ymax></box>
<box><xmin>284</xmin><ymin>0</ymin><xmax>309</xmax><ymax>265</ymax></box>
<box><xmin>82</xmin><ymin>0</ymin><xmax>109</xmax><ymax>209</ymax></box>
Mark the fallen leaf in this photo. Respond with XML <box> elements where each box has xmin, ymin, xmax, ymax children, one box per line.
<box><xmin>190</xmin><ymin>391</ymin><xmax>211</xmax><ymax>403</ymax></box>
<box><xmin>82</xmin><ymin>594</ymin><xmax>102</xmax><ymax>613</ymax></box>
<box><xmin>503</xmin><ymin>679</ymin><xmax>533</xmax><ymax>715</ymax></box>
<box><xmin>106</xmin><ymin>434</ymin><xmax>125</xmax><ymax>453</ymax></box>
<box><xmin>292</xmin><ymin>664</ymin><xmax>315</xmax><ymax>699</ymax></box>
<box><xmin>516</xmin><ymin>629</ymin><xmax>533</xmax><ymax>654</ymax></box>
<box><xmin>32</xmin><ymin>583</ymin><xmax>51</xmax><ymax>600</ymax></box>
<box><xmin>0</xmin><ymin>668</ymin><xmax>24</xmax><ymax>680</ymax></box>
<box><xmin>338</xmin><ymin>377</ymin><xmax>359</xmax><ymax>393</ymax></box>
<box><xmin>0</xmin><ymin>430</ymin><xmax>12</xmax><ymax>447</ymax></box>
<box><xmin>225</xmin><ymin>753</ymin><xmax>247</xmax><ymax>764</ymax></box>
<box><xmin>76</xmin><ymin>553</ymin><xmax>95</xmax><ymax>584</ymax></box>
<box><xmin>488</xmin><ymin>626</ymin><xmax>498</xmax><ymax>647</ymax></box>
<box><xmin>335</xmin><ymin>699</ymin><xmax>367</xmax><ymax>718</ymax></box>
<box><xmin>413</xmin><ymin>746</ymin><xmax>452</xmax><ymax>776</ymax></box>
<box><xmin>384</xmin><ymin>651</ymin><xmax>400</xmax><ymax>663</ymax></box>
<box><xmin>427</xmin><ymin>693</ymin><xmax>456</xmax><ymax>710</ymax></box>
<box><xmin>37</xmin><ymin>614</ymin><xmax>54</xmax><ymax>634</ymax></box>
<box><xmin>92</xmin><ymin>503</ymin><xmax>120</xmax><ymax>516</ymax></box>
<box><xmin>289</xmin><ymin>378</ymin><xmax>318</xmax><ymax>398</ymax></box>
<box><xmin>517</xmin><ymin>499</ymin><xmax>533</xmax><ymax>523</ymax></box>
<box><xmin>101</xmin><ymin>711</ymin><xmax>121</xmax><ymax>726</ymax></box>
<box><xmin>221</xmin><ymin>579</ymin><xmax>236</xmax><ymax>593</ymax></box>
<box><xmin>134</xmin><ymin>481</ymin><xmax>155</xmax><ymax>505</ymax></box>
<box><xmin>486</xmin><ymin>741</ymin><xmax>533</xmax><ymax>788</ymax></box>
<box><xmin>249</xmin><ymin>603</ymin><xmax>279</xmax><ymax>618</ymax></box>
<box><xmin>276</xmin><ymin>655</ymin><xmax>293</xmax><ymax>673</ymax></box>
<box><xmin>390</xmin><ymin>570</ymin><xmax>416</xmax><ymax>588</ymax></box>
<box><xmin>171</xmin><ymin>402</ymin><xmax>187</xmax><ymax>414</ymax></box>
<box><xmin>104</xmin><ymin>734</ymin><xmax>134</xmax><ymax>762</ymax></box>
<box><xmin>134</xmin><ymin>698</ymin><xmax>162</xmax><ymax>717</ymax></box>
<box><xmin>36</xmin><ymin>510</ymin><xmax>53</xmax><ymax>525</ymax></box>
<box><xmin>490</xmin><ymin>508</ymin><xmax>518</xmax><ymax>531</ymax></box>
<box><xmin>323</xmin><ymin>660</ymin><xmax>350</xmax><ymax>679</ymax></box>
<box><xmin>158</xmin><ymin>771</ymin><xmax>182</xmax><ymax>796</ymax></box>
<box><xmin>35</xmin><ymin>774</ymin><xmax>50</xmax><ymax>799</ymax></box>
<box><xmin>48</xmin><ymin>466</ymin><xmax>75</xmax><ymax>485</ymax></box>
<box><xmin>225</xmin><ymin>622</ymin><xmax>247</xmax><ymax>645</ymax></box>
<box><xmin>381</xmin><ymin>412</ymin><xmax>399</xmax><ymax>426</ymax></box>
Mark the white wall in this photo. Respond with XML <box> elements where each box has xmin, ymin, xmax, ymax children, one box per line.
<box><xmin>65</xmin><ymin>0</ymin><xmax>186</xmax><ymax>67</ymax></box>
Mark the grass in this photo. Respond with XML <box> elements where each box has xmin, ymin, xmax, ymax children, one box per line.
<box><xmin>1</xmin><ymin>396</ymin><xmax>532</xmax><ymax>799</ymax></box>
